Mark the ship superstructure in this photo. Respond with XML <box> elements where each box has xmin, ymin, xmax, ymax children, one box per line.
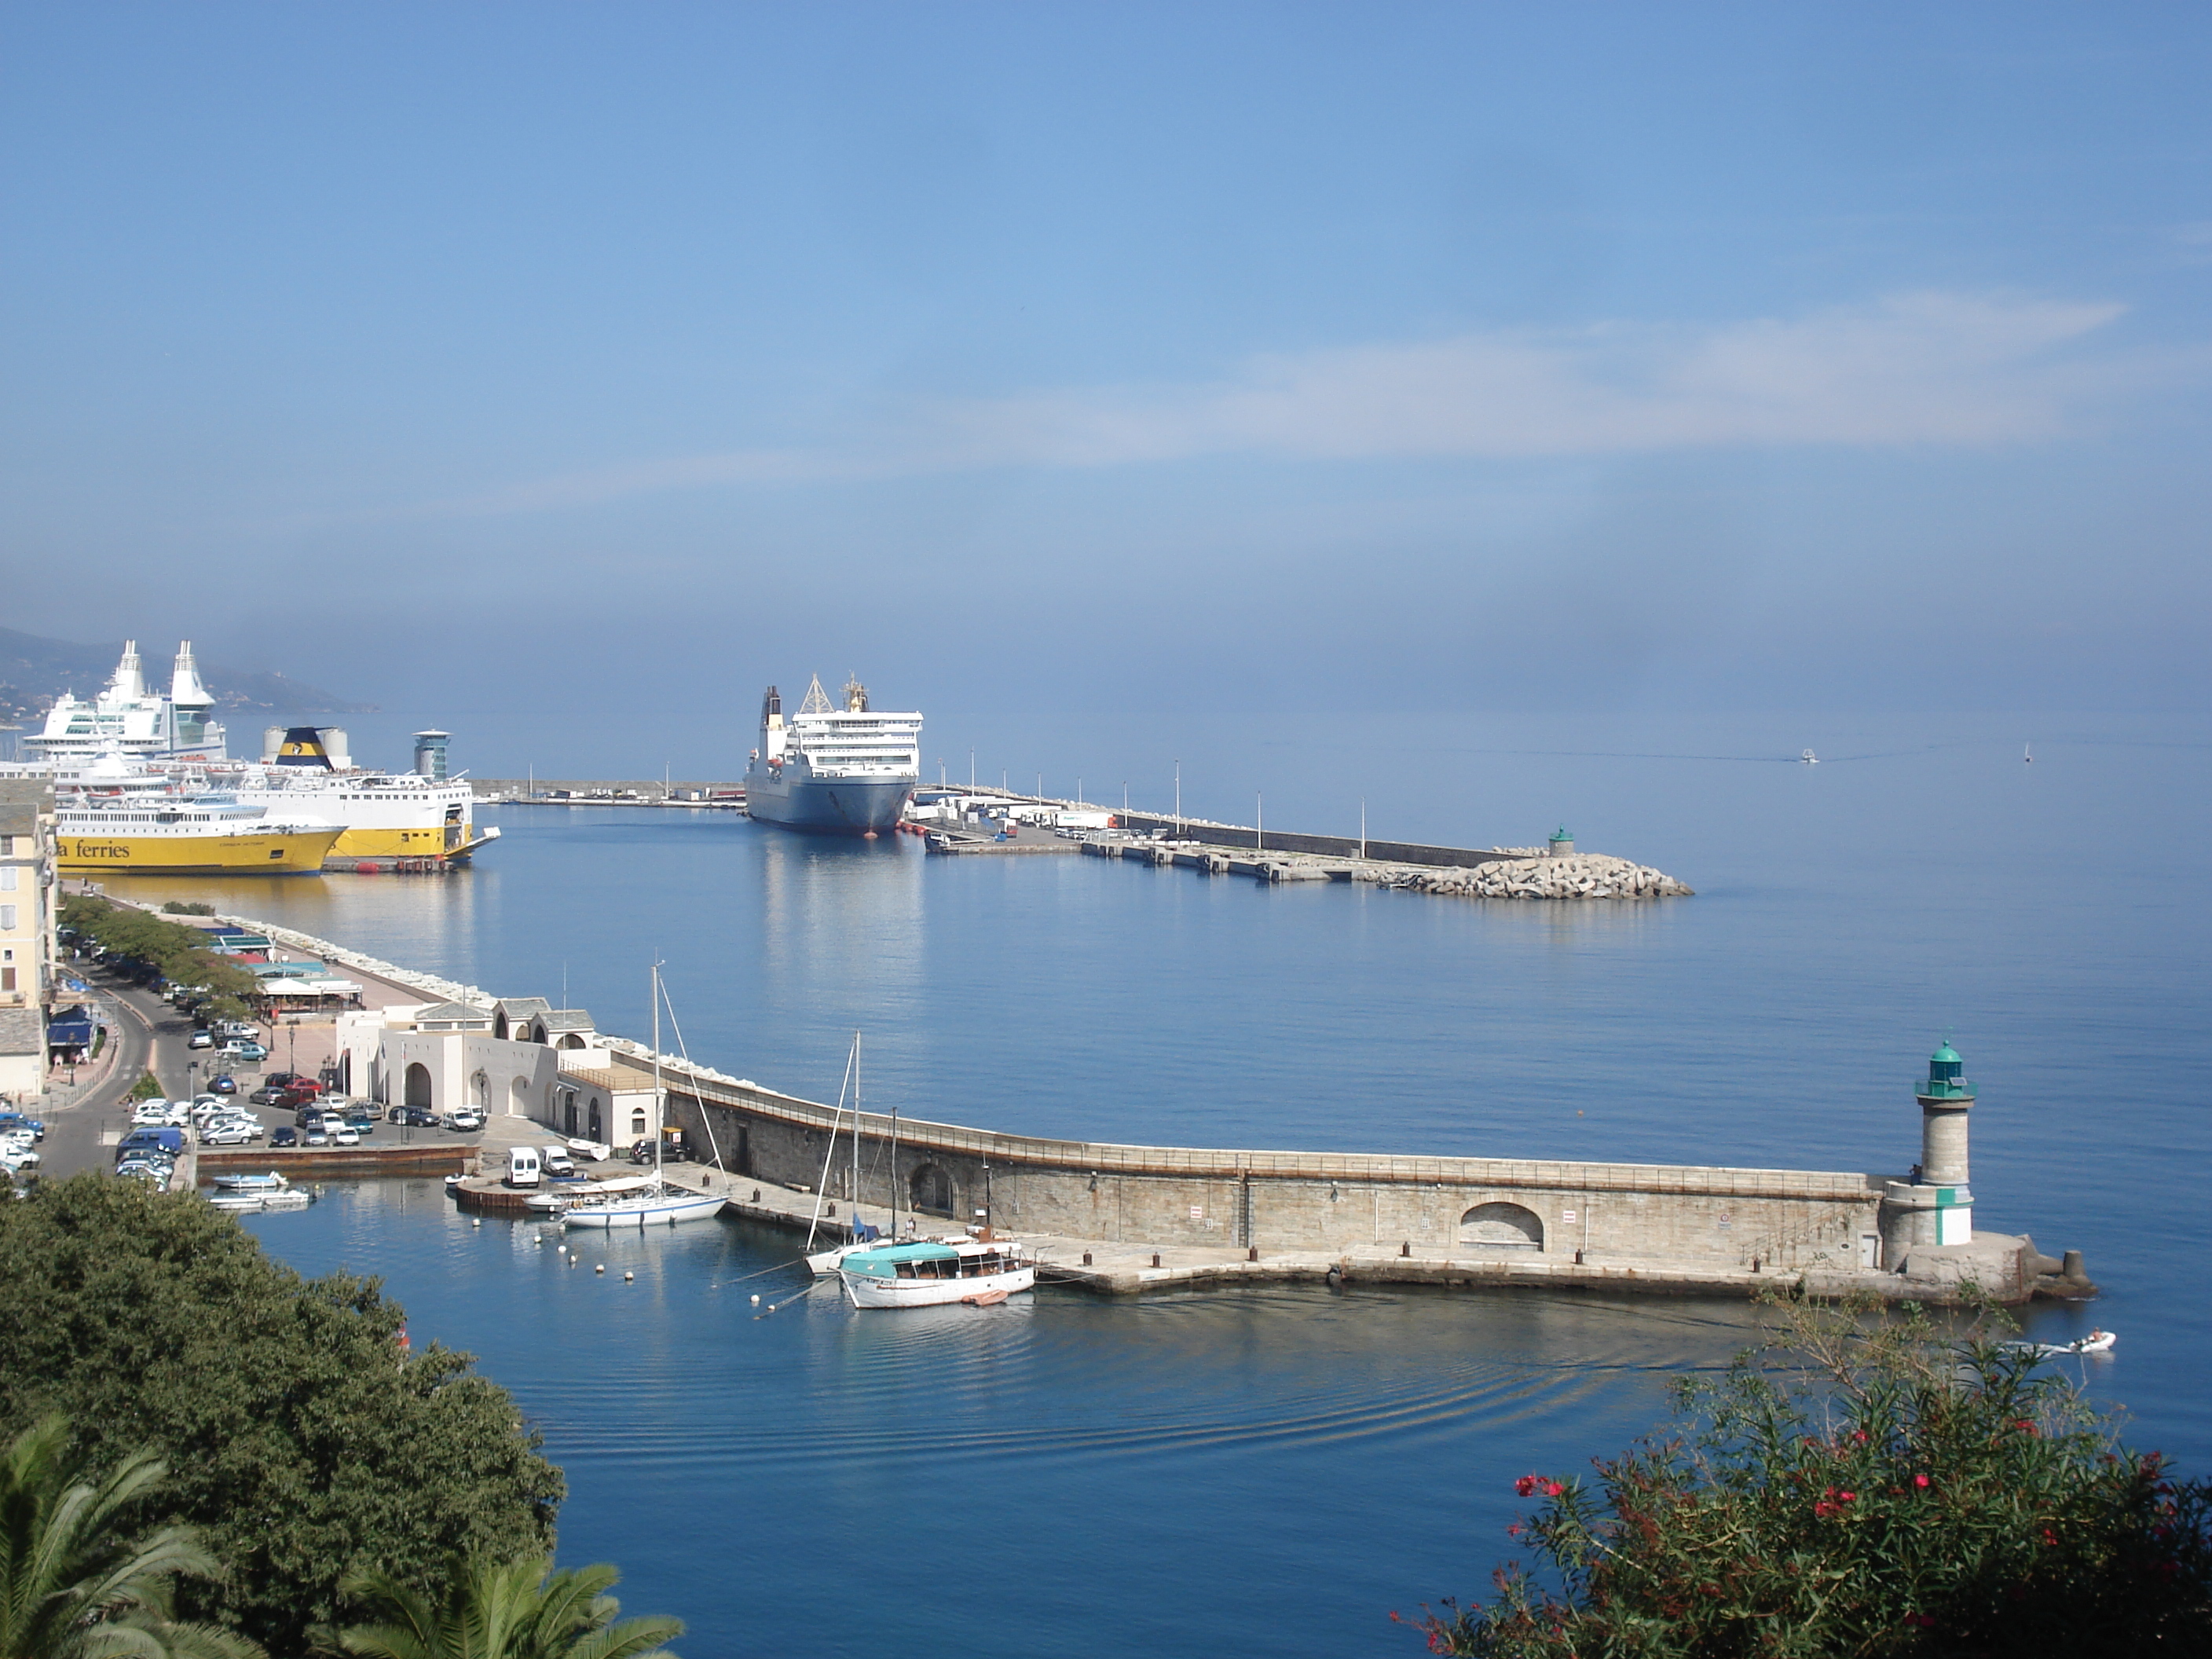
<box><xmin>744</xmin><ymin>676</ymin><xmax>921</xmax><ymax>836</ymax></box>
<box><xmin>23</xmin><ymin>641</ymin><xmax>225</xmax><ymax>764</ymax></box>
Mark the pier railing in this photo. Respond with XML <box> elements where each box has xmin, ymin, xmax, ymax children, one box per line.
<box><xmin>633</xmin><ymin>1050</ymin><xmax>1881</xmax><ymax>1202</ymax></box>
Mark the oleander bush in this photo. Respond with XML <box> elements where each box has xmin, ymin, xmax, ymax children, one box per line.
<box><xmin>1404</xmin><ymin>1296</ymin><xmax>2210</xmax><ymax>1657</ymax></box>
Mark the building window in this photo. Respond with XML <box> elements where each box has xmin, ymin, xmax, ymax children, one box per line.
<box><xmin>0</xmin><ymin>865</ymin><xmax>16</xmax><ymax>890</ymax></box>
<box><xmin>1</xmin><ymin>969</ymin><xmax>13</xmax><ymax>993</ymax></box>
<box><xmin>0</xmin><ymin>906</ymin><xmax>14</xmax><ymax>932</ymax></box>
<box><xmin>630</xmin><ymin>1107</ymin><xmax>646</xmax><ymax>1137</ymax></box>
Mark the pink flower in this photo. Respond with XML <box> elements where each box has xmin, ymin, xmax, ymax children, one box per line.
<box><xmin>1514</xmin><ymin>1474</ymin><xmax>1539</xmax><ymax>1497</ymax></box>
<box><xmin>1543</xmin><ymin>1480</ymin><xmax>1565</xmax><ymax>1498</ymax></box>
<box><xmin>1914</xmin><ymin>1474</ymin><xmax>1931</xmax><ymax>1489</ymax></box>
<box><xmin>1507</xmin><ymin>1523</ymin><xmax>1522</xmax><ymax>1537</ymax></box>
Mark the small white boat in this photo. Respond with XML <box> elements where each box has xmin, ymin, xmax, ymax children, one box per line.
<box><xmin>838</xmin><ymin>1239</ymin><xmax>1035</xmax><ymax>1309</ymax></box>
<box><xmin>258</xmin><ymin>1188</ymin><xmax>313</xmax><ymax>1211</ymax></box>
<box><xmin>562</xmin><ymin>1184</ymin><xmax>727</xmax><ymax>1229</ymax></box>
<box><xmin>560</xmin><ymin>961</ymin><xmax>731</xmax><ymax>1234</ymax></box>
<box><xmin>208</xmin><ymin>1192</ymin><xmax>267</xmax><ymax>1213</ymax></box>
<box><xmin>2012</xmin><ymin>1328</ymin><xmax>2117</xmax><ymax>1358</ymax></box>
<box><xmin>212</xmin><ymin>1170</ymin><xmax>289</xmax><ymax>1192</ymax></box>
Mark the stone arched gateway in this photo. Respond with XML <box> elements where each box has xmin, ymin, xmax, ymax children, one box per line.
<box><xmin>404</xmin><ymin>1062</ymin><xmax>433</xmax><ymax>1111</ymax></box>
<box><xmin>910</xmin><ymin>1163</ymin><xmax>956</xmax><ymax>1218</ymax></box>
<box><xmin>1459</xmin><ymin>1202</ymin><xmax>1544</xmax><ymax>1251</ymax></box>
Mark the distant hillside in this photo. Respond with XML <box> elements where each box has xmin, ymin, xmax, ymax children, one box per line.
<box><xmin>0</xmin><ymin>628</ymin><xmax>379</xmax><ymax>726</ymax></box>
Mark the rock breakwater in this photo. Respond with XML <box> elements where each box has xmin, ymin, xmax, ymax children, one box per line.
<box><xmin>1385</xmin><ymin>851</ymin><xmax>1692</xmax><ymax>901</ymax></box>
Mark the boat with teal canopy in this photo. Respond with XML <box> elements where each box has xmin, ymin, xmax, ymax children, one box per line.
<box><xmin>837</xmin><ymin>1237</ymin><xmax>1035</xmax><ymax>1309</ymax></box>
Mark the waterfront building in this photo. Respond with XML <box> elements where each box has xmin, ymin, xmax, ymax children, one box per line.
<box><xmin>332</xmin><ymin>998</ymin><xmax>658</xmax><ymax>1145</ymax></box>
<box><xmin>1548</xmin><ymin>826</ymin><xmax>1575</xmax><ymax>857</ymax></box>
<box><xmin>0</xmin><ymin>780</ymin><xmax>57</xmax><ymax>1098</ymax></box>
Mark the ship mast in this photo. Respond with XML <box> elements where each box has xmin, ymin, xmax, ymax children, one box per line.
<box><xmin>651</xmin><ymin>958</ymin><xmax>664</xmax><ymax>1190</ymax></box>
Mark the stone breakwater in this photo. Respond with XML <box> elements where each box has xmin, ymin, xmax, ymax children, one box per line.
<box><xmin>1384</xmin><ymin>851</ymin><xmax>1693</xmax><ymax>901</ymax></box>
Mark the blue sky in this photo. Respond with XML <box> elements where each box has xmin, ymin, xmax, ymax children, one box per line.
<box><xmin>4</xmin><ymin>4</ymin><xmax>2209</xmax><ymax>767</ymax></box>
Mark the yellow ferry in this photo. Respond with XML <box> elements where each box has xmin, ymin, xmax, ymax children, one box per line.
<box><xmin>50</xmin><ymin>754</ymin><xmax>342</xmax><ymax>874</ymax></box>
<box><xmin>56</xmin><ymin>804</ymin><xmax>342</xmax><ymax>874</ymax></box>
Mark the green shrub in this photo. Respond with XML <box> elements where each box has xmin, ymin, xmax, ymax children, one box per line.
<box><xmin>1404</xmin><ymin>1296</ymin><xmax>2210</xmax><ymax>1657</ymax></box>
<box><xmin>0</xmin><ymin>1175</ymin><xmax>563</xmax><ymax>1654</ymax></box>
<box><xmin>129</xmin><ymin>1072</ymin><xmax>165</xmax><ymax>1101</ymax></box>
<box><xmin>161</xmin><ymin>900</ymin><xmax>218</xmax><ymax>916</ymax></box>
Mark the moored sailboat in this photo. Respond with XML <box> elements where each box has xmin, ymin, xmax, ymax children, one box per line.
<box><xmin>562</xmin><ymin>963</ymin><xmax>727</xmax><ymax>1231</ymax></box>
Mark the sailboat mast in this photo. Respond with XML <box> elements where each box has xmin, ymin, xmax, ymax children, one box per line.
<box><xmin>651</xmin><ymin>961</ymin><xmax>663</xmax><ymax>1187</ymax></box>
<box><xmin>851</xmin><ymin>1032</ymin><xmax>862</xmax><ymax>1241</ymax></box>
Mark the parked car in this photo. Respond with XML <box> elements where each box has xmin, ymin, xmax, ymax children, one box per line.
<box><xmin>401</xmin><ymin>1107</ymin><xmax>438</xmax><ymax>1129</ymax></box>
<box><xmin>2</xmin><ymin>1144</ymin><xmax>38</xmax><ymax>1169</ymax></box>
<box><xmin>187</xmin><ymin>1030</ymin><xmax>214</xmax><ymax>1050</ymax></box>
<box><xmin>208</xmin><ymin>1075</ymin><xmax>237</xmax><ymax>1095</ymax></box>
<box><xmin>294</xmin><ymin>1107</ymin><xmax>327</xmax><ymax>1130</ymax></box>
<box><xmin>331</xmin><ymin>1126</ymin><xmax>360</xmax><ymax>1147</ymax></box>
<box><xmin>221</xmin><ymin>1041</ymin><xmax>269</xmax><ymax>1062</ymax></box>
<box><xmin>386</xmin><ymin>1104</ymin><xmax>408</xmax><ymax>1124</ymax></box>
<box><xmin>201</xmin><ymin>1122</ymin><xmax>255</xmax><ymax>1147</ymax></box>
<box><xmin>445</xmin><ymin>1109</ymin><xmax>486</xmax><ymax>1133</ymax></box>
<box><xmin>303</xmin><ymin>1126</ymin><xmax>330</xmax><ymax>1146</ymax></box>
<box><xmin>269</xmin><ymin>1126</ymin><xmax>299</xmax><ymax>1148</ymax></box>
<box><xmin>540</xmin><ymin>1145</ymin><xmax>577</xmax><ymax>1179</ymax></box>
<box><xmin>131</xmin><ymin>1101</ymin><xmax>173</xmax><ymax>1126</ymax></box>
<box><xmin>342</xmin><ymin>1109</ymin><xmax>376</xmax><ymax>1136</ymax></box>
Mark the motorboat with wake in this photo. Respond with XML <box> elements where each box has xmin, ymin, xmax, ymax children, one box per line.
<box><xmin>2011</xmin><ymin>1328</ymin><xmax>2117</xmax><ymax>1358</ymax></box>
<box><xmin>562</xmin><ymin>963</ymin><xmax>727</xmax><ymax>1231</ymax></box>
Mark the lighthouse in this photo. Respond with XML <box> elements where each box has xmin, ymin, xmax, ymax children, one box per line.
<box><xmin>1880</xmin><ymin>1040</ymin><xmax>1976</xmax><ymax>1265</ymax></box>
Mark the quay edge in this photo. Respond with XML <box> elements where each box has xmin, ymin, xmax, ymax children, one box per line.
<box><xmin>219</xmin><ymin>910</ymin><xmax>2094</xmax><ymax>1309</ymax></box>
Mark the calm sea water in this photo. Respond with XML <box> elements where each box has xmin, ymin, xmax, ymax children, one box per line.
<box><xmin>102</xmin><ymin>709</ymin><xmax>2207</xmax><ymax>1657</ymax></box>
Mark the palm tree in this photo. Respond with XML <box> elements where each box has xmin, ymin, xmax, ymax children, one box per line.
<box><xmin>323</xmin><ymin>1557</ymin><xmax>680</xmax><ymax>1659</ymax></box>
<box><xmin>0</xmin><ymin>1414</ymin><xmax>261</xmax><ymax>1659</ymax></box>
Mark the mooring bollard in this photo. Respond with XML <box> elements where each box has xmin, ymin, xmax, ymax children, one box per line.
<box><xmin>1574</xmin><ymin>1249</ymin><xmax>1584</xmax><ymax>1265</ymax></box>
<box><xmin>1401</xmin><ymin>1240</ymin><xmax>1411</xmax><ymax>1257</ymax></box>
<box><xmin>1247</xmin><ymin>1246</ymin><xmax>1258</xmax><ymax>1262</ymax></box>
<box><xmin>751</xmin><ymin>1188</ymin><xmax>762</xmax><ymax>1202</ymax></box>
<box><xmin>1151</xmin><ymin>1253</ymin><xmax>1162</xmax><ymax>1268</ymax></box>
<box><xmin>1082</xmin><ymin>1251</ymin><xmax>1093</xmax><ymax>1265</ymax></box>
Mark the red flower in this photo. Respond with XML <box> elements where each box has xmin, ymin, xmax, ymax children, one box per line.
<box><xmin>2042</xmin><ymin>1529</ymin><xmax>2058</xmax><ymax>1547</ymax></box>
<box><xmin>1543</xmin><ymin>1480</ymin><xmax>1565</xmax><ymax>1498</ymax></box>
<box><xmin>1506</xmin><ymin>1523</ymin><xmax>1522</xmax><ymax>1537</ymax></box>
<box><xmin>1839</xmin><ymin>1491</ymin><xmax>1856</xmax><ymax>1503</ymax></box>
<box><xmin>1514</xmin><ymin>1474</ymin><xmax>1539</xmax><ymax>1497</ymax></box>
<box><xmin>1903</xmin><ymin>1613</ymin><xmax>1936</xmax><ymax>1630</ymax></box>
<box><xmin>2015</xmin><ymin>1419</ymin><xmax>2038</xmax><ymax>1435</ymax></box>
<box><xmin>1914</xmin><ymin>1473</ymin><xmax>1931</xmax><ymax>1489</ymax></box>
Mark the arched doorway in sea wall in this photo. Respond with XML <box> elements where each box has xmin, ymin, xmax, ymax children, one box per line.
<box><xmin>404</xmin><ymin>1062</ymin><xmax>433</xmax><ymax>1111</ymax></box>
<box><xmin>1459</xmin><ymin>1202</ymin><xmax>1544</xmax><ymax>1251</ymax></box>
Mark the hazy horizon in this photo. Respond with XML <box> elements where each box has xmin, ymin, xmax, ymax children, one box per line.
<box><xmin>5</xmin><ymin>5</ymin><xmax>2209</xmax><ymax>767</ymax></box>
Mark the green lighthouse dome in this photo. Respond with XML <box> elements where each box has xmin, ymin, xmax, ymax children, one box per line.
<box><xmin>1921</xmin><ymin>1038</ymin><xmax>1973</xmax><ymax>1100</ymax></box>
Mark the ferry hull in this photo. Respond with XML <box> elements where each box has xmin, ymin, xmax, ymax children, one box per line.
<box><xmin>57</xmin><ymin>828</ymin><xmax>343</xmax><ymax>874</ymax></box>
<box><xmin>744</xmin><ymin>773</ymin><xmax>913</xmax><ymax>835</ymax></box>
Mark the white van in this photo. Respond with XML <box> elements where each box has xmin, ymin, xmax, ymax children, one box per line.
<box><xmin>540</xmin><ymin>1144</ymin><xmax>576</xmax><ymax>1179</ymax></box>
<box><xmin>504</xmin><ymin>1146</ymin><xmax>542</xmax><ymax>1188</ymax></box>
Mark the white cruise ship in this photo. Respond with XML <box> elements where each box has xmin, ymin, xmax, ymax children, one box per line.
<box><xmin>744</xmin><ymin>676</ymin><xmax>921</xmax><ymax>836</ymax></box>
<box><xmin>24</xmin><ymin>640</ymin><xmax>226</xmax><ymax>763</ymax></box>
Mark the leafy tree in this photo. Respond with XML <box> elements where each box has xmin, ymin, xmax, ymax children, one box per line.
<box><xmin>1405</xmin><ymin>1296</ymin><xmax>2211</xmax><ymax>1657</ymax></box>
<box><xmin>60</xmin><ymin>897</ymin><xmax>259</xmax><ymax>1020</ymax></box>
<box><xmin>0</xmin><ymin>1413</ymin><xmax>260</xmax><ymax>1659</ymax></box>
<box><xmin>317</xmin><ymin>1556</ymin><xmax>681</xmax><ymax>1659</ymax></box>
<box><xmin>159</xmin><ymin>903</ymin><xmax>216</xmax><ymax>917</ymax></box>
<box><xmin>0</xmin><ymin>1177</ymin><xmax>564</xmax><ymax>1654</ymax></box>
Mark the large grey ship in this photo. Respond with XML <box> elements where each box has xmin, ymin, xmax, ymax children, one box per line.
<box><xmin>744</xmin><ymin>676</ymin><xmax>921</xmax><ymax>836</ymax></box>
